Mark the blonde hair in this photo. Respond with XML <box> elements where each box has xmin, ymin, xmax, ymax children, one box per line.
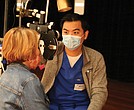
<box><xmin>2</xmin><ymin>27</ymin><xmax>39</xmax><ymax>63</ymax></box>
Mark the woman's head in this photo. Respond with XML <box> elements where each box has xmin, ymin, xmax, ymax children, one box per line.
<box><xmin>2</xmin><ymin>27</ymin><xmax>40</xmax><ymax>67</ymax></box>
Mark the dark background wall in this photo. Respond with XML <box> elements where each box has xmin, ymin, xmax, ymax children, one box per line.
<box><xmin>0</xmin><ymin>0</ymin><xmax>134</xmax><ymax>82</ymax></box>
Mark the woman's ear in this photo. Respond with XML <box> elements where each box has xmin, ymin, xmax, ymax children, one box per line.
<box><xmin>84</xmin><ymin>30</ymin><xmax>89</xmax><ymax>40</ymax></box>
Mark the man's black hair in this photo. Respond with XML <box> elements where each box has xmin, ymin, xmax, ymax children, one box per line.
<box><xmin>60</xmin><ymin>13</ymin><xmax>90</xmax><ymax>32</ymax></box>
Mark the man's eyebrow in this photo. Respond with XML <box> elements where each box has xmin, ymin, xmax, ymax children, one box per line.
<box><xmin>62</xmin><ymin>28</ymin><xmax>80</xmax><ymax>31</ymax></box>
<box><xmin>62</xmin><ymin>28</ymin><xmax>68</xmax><ymax>31</ymax></box>
<box><xmin>73</xmin><ymin>29</ymin><xmax>80</xmax><ymax>31</ymax></box>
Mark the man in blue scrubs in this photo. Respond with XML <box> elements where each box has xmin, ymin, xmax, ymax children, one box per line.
<box><xmin>41</xmin><ymin>13</ymin><xmax>108</xmax><ymax>110</ymax></box>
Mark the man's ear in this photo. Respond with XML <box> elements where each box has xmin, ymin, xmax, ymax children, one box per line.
<box><xmin>84</xmin><ymin>30</ymin><xmax>89</xmax><ymax>40</ymax></box>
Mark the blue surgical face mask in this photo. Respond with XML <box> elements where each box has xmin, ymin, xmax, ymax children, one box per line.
<box><xmin>62</xmin><ymin>35</ymin><xmax>81</xmax><ymax>50</ymax></box>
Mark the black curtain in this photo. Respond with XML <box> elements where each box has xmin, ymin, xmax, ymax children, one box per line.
<box><xmin>0</xmin><ymin>0</ymin><xmax>134</xmax><ymax>82</ymax></box>
<box><xmin>89</xmin><ymin>0</ymin><xmax>134</xmax><ymax>82</ymax></box>
<box><xmin>0</xmin><ymin>0</ymin><xmax>5</xmax><ymax>37</ymax></box>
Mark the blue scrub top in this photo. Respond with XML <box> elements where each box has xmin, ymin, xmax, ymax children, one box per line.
<box><xmin>48</xmin><ymin>51</ymin><xmax>90</xmax><ymax>110</ymax></box>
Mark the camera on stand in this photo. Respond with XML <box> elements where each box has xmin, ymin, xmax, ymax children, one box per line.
<box><xmin>16</xmin><ymin>0</ymin><xmax>59</xmax><ymax>60</ymax></box>
<box><xmin>26</xmin><ymin>9</ymin><xmax>59</xmax><ymax>60</ymax></box>
<box><xmin>28</xmin><ymin>20</ymin><xmax>59</xmax><ymax>60</ymax></box>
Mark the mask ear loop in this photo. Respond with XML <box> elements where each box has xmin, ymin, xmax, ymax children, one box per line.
<box><xmin>79</xmin><ymin>34</ymin><xmax>85</xmax><ymax>44</ymax></box>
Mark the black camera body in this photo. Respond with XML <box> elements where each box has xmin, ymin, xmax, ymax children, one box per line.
<box><xmin>28</xmin><ymin>22</ymin><xmax>59</xmax><ymax>60</ymax></box>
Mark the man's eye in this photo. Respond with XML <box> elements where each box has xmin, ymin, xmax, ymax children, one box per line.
<box><xmin>74</xmin><ymin>31</ymin><xmax>79</xmax><ymax>35</ymax></box>
<box><xmin>63</xmin><ymin>31</ymin><xmax>68</xmax><ymax>34</ymax></box>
